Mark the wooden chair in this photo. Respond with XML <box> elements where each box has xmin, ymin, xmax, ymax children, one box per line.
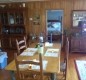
<box><xmin>57</xmin><ymin>37</ymin><xmax>69</xmax><ymax>80</ymax></box>
<box><xmin>16</xmin><ymin>36</ymin><xmax>27</xmax><ymax>54</ymax></box>
<box><xmin>14</xmin><ymin>53</ymin><xmax>50</xmax><ymax>80</ymax></box>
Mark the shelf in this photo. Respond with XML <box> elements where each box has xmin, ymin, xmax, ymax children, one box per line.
<box><xmin>1</xmin><ymin>34</ymin><xmax>26</xmax><ymax>37</ymax></box>
<box><xmin>0</xmin><ymin>8</ymin><xmax>26</xmax><ymax>49</ymax></box>
<box><xmin>3</xmin><ymin>24</ymin><xmax>25</xmax><ymax>26</ymax></box>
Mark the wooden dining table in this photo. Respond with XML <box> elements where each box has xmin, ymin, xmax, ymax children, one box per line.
<box><xmin>5</xmin><ymin>42</ymin><xmax>61</xmax><ymax>80</ymax></box>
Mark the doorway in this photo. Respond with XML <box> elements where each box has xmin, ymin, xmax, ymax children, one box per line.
<box><xmin>46</xmin><ymin>10</ymin><xmax>63</xmax><ymax>46</ymax></box>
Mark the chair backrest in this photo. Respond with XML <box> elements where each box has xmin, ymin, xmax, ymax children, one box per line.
<box><xmin>14</xmin><ymin>53</ymin><xmax>43</xmax><ymax>80</ymax></box>
<box><xmin>16</xmin><ymin>36</ymin><xmax>27</xmax><ymax>54</ymax></box>
<box><xmin>65</xmin><ymin>37</ymin><xmax>69</xmax><ymax>80</ymax></box>
<box><xmin>65</xmin><ymin>37</ymin><xmax>69</xmax><ymax>59</ymax></box>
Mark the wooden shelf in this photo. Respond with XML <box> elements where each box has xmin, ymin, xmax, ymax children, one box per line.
<box><xmin>0</xmin><ymin>7</ymin><xmax>26</xmax><ymax>49</ymax></box>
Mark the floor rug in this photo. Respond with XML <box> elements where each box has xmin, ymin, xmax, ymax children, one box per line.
<box><xmin>75</xmin><ymin>60</ymin><xmax>86</xmax><ymax>80</ymax></box>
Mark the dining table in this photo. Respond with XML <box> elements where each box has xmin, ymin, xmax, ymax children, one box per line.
<box><xmin>5</xmin><ymin>42</ymin><xmax>61</xmax><ymax>80</ymax></box>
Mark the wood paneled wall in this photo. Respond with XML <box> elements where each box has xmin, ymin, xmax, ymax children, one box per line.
<box><xmin>25</xmin><ymin>0</ymin><xmax>86</xmax><ymax>35</ymax></box>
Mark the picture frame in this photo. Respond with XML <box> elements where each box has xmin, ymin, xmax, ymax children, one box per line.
<box><xmin>72</xmin><ymin>10</ymin><xmax>86</xmax><ymax>27</ymax></box>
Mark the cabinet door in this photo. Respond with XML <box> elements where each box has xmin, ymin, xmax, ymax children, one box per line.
<box><xmin>8</xmin><ymin>13</ymin><xmax>15</xmax><ymax>25</ymax></box>
<box><xmin>1</xmin><ymin>37</ymin><xmax>10</xmax><ymax>49</ymax></box>
<box><xmin>71</xmin><ymin>37</ymin><xmax>80</xmax><ymax>52</ymax></box>
<box><xmin>0</xmin><ymin>13</ymin><xmax>8</xmax><ymax>25</ymax></box>
<box><xmin>10</xmin><ymin>37</ymin><xmax>16</xmax><ymax>49</ymax></box>
<box><xmin>15</xmin><ymin>12</ymin><xmax>24</xmax><ymax>24</ymax></box>
<box><xmin>80</xmin><ymin>37</ymin><xmax>86</xmax><ymax>51</ymax></box>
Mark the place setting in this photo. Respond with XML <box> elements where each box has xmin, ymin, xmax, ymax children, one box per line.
<box><xmin>20</xmin><ymin>48</ymin><xmax>38</xmax><ymax>56</ymax></box>
<box><xmin>19</xmin><ymin>59</ymin><xmax>48</xmax><ymax>70</ymax></box>
<box><xmin>44</xmin><ymin>48</ymin><xmax>59</xmax><ymax>57</ymax></box>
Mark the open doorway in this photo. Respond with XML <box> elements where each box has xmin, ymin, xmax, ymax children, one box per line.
<box><xmin>46</xmin><ymin>10</ymin><xmax>63</xmax><ymax>46</ymax></box>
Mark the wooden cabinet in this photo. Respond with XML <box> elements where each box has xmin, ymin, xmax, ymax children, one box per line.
<box><xmin>70</xmin><ymin>36</ymin><xmax>86</xmax><ymax>52</ymax></box>
<box><xmin>1</xmin><ymin>35</ymin><xmax>10</xmax><ymax>49</ymax></box>
<box><xmin>0</xmin><ymin>7</ymin><xmax>26</xmax><ymax>49</ymax></box>
<box><xmin>70</xmin><ymin>10</ymin><xmax>86</xmax><ymax>53</ymax></box>
<box><xmin>70</xmin><ymin>36</ymin><xmax>81</xmax><ymax>52</ymax></box>
<box><xmin>80</xmin><ymin>37</ymin><xmax>86</xmax><ymax>51</ymax></box>
<box><xmin>0</xmin><ymin>11</ymin><xmax>25</xmax><ymax>34</ymax></box>
<box><xmin>1</xmin><ymin>34</ymin><xmax>26</xmax><ymax>50</ymax></box>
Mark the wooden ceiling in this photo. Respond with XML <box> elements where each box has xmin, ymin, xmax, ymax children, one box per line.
<box><xmin>0</xmin><ymin>0</ymin><xmax>84</xmax><ymax>3</ymax></box>
<box><xmin>0</xmin><ymin>0</ymin><xmax>51</xmax><ymax>3</ymax></box>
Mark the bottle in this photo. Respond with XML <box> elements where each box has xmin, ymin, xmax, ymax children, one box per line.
<box><xmin>38</xmin><ymin>44</ymin><xmax>44</xmax><ymax>55</ymax></box>
<box><xmin>39</xmin><ymin>33</ymin><xmax>44</xmax><ymax>43</ymax></box>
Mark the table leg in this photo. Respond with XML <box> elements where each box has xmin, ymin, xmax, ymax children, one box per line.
<box><xmin>50</xmin><ymin>73</ymin><xmax>56</xmax><ymax>80</ymax></box>
<box><xmin>10</xmin><ymin>71</ymin><xmax>15</xmax><ymax>80</ymax></box>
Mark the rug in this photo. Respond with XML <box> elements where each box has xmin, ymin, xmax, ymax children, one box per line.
<box><xmin>75</xmin><ymin>60</ymin><xmax>86</xmax><ymax>80</ymax></box>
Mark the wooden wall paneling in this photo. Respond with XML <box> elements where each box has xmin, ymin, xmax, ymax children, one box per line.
<box><xmin>54</xmin><ymin>1</ymin><xmax>61</xmax><ymax>9</ymax></box>
<box><xmin>61</xmin><ymin>0</ymin><xmax>72</xmax><ymax>29</ymax></box>
<box><xmin>60</xmin><ymin>0</ymin><xmax>65</xmax><ymax>30</ymax></box>
<box><xmin>27</xmin><ymin>2</ymin><xmax>42</xmax><ymax>36</ymax></box>
<box><xmin>33</xmin><ymin>2</ymin><xmax>41</xmax><ymax>35</ymax></box>
<box><xmin>61</xmin><ymin>0</ymin><xmax>66</xmax><ymax>29</ymax></box>
<box><xmin>67</xmin><ymin>1</ymin><xmax>73</xmax><ymax>28</ymax></box>
<box><xmin>26</xmin><ymin>0</ymin><xmax>86</xmax><ymax>36</ymax></box>
<box><xmin>43</xmin><ymin>1</ymin><xmax>51</xmax><ymax>9</ymax></box>
<box><xmin>73</xmin><ymin>0</ymin><xmax>84</xmax><ymax>10</ymax></box>
<box><xmin>42</xmin><ymin>1</ymin><xmax>49</xmax><ymax>35</ymax></box>
<box><xmin>24</xmin><ymin>3</ymin><xmax>29</xmax><ymax>34</ymax></box>
<box><xmin>41</xmin><ymin>7</ymin><xmax>46</xmax><ymax>34</ymax></box>
<box><xmin>27</xmin><ymin>2</ymin><xmax>35</xmax><ymax>34</ymax></box>
<box><xmin>83</xmin><ymin>0</ymin><xmax>86</xmax><ymax>10</ymax></box>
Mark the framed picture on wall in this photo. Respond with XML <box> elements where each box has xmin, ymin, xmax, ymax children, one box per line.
<box><xmin>33</xmin><ymin>14</ymin><xmax>40</xmax><ymax>25</ymax></box>
<box><xmin>72</xmin><ymin>10</ymin><xmax>86</xmax><ymax>27</ymax></box>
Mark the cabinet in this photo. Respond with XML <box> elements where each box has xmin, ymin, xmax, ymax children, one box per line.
<box><xmin>70</xmin><ymin>36</ymin><xmax>86</xmax><ymax>52</ymax></box>
<box><xmin>70</xmin><ymin>36</ymin><xmax>81</xmax><ymax>52</ymax></box>
<box><xmin>70</xmin><ymin>10</ymin><xmax>86</xmax><ymax>53</ymax></box>
<box><xmin>0</xmin><ymin>12</ymin><xmax>25</xmax><ymax>34</ymax></box>
<box><xmin>1</xmin><ymin>35</ymin><xmax>10</xmax><ymax>49</ymax></box>
<box><xmin>0</xmin><ymin>8</ymin><xmax>26</xmax><ymax>49</ymax></box>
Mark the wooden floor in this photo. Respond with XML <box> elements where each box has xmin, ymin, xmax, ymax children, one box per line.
<box><xmin>0</xmin><ymin>49</ymin><xmax>86</xmax><ymax>80</ymax></box>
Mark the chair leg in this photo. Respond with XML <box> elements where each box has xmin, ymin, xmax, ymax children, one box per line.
<box><xmin>56</xmin><ymin>71</ymin><xmax>66</xmax><ymax>80</ymax></box>
<box><xmin>48</xmin><ymin>76</ymin><xmax>51</xmax><ymax>80</ymax></box>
